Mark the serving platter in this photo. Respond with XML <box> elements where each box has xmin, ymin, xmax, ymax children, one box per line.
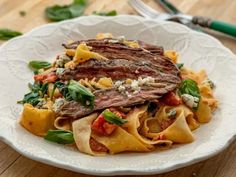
<box><xmin>0</xmin><ymin>15</ymin><xmax>235</xmax><ymax>176</ymax></box>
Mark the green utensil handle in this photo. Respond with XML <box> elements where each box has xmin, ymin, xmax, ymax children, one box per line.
<box><xmin>192</xmin><ymin>16</ymin><xmax>236</xmax><ymax>37</ymax></box>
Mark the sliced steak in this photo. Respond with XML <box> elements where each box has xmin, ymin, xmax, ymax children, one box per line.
<box><xmin>63</xmin><ymin>38</ymin><xmax>164</xmax><ymax>55</ymax></box>
<box><xmin>63</xmin><ymin>39</ymin><xmax>176</xmax><ymax>74</ymax></box>
<box><xmin>58</xmin><ymin>84</ymin><xmax>175</xmax><ymax>119</ymax></box>
<box><xmin>60</xmin><ymin>59</ymin><xmax>180</xmax><ymax>84</ymax></box>
<box><xmin>57</xmin><ymin>38</ymin><xmax>181</xmax><ymax>119</ymax></box>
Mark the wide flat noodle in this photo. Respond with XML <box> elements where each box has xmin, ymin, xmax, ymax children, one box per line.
<box><xmin>160</xmin><ymin>107</ymin><xmax>195</xmax><ymax>143</ymax></box>
<box><xmin>72</xmin><ymin>113</ymin><xmax>105</xmax><ymax>156</ymax></box>
<box><xmin>196</xmin><ymin>99</ymin><xmax>212</xmax><ymax>123</ymax></box>
<box><xmin>91</xmin><ymin>127</ymin><xmax>150</xmax><ymax>154</ymax></box>
<box><xmin>199</xmin><ymin>84</ymin><xmax>218</xmax><ymax>111</ymax></box>
<box><xmin>179</xmin><ymin>105</ymin><xmax>199</xmax><ymax>130</ymax></box>
<box><xmin>123</xmin><ymin>106</ymin><xmax>172</xmax><ymax>148</ymax></box>
<box><xmin>54</xmin><ymin>117</ymin><xmax>72</xmax><ymax>131</ymax></box>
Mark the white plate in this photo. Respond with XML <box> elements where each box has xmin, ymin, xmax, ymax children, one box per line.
<box><xmin>0</xmin><ymin>15</ymin><xmax>235</xmax><ymax>176</ymax></box>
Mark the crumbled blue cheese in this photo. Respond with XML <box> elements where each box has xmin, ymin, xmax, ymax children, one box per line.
<box><xmin>114</xmin><ymin>80</ymin><xmax>123</xmax><ymax>87</ymax></box>
<box><xmin>181</xmin><ymin>94</ymin><xmax>199</xmax><ymax>109</ymax></box>
<box><xmin>118</xmin><ymin>85</ymin><xmax>126</xmax><ymax>92</ymax></box>
<box><xmin>56</xmin><ymin>54</ymin><xmax>71</xmax><ymax>67</ymax></box>
<box><xmin>131</xmin><ymin>80</ymin><xmax>139</xmax><ymax>91</ymax></box>
<box><xmin>202</xmin><ymin>78</ymin><xmax>215</xmax><ymax>89</ymax></box>
<box><xmin>167</xmin><ymin>109</ymin><xmax>177</xmax><ymax>119</ymax></box>
<box><xmin>125</xmin><ymin>91</ymin><xmax>132</xmax><ymax>98</ymax></box>
<box><xmin>56</xmin><ymin>68</ymin><xmax>65</xmax><ymax>75</ymax></box>
<box><xmin>138</xmin><ymin>76</ymin><xmax>155</xmax><ymax>85</ymax></box>
<box><xmin>115</xmin><ymin>77</ymin><xmax>155</xmax><ymax>96</ymax></box>
<box><xmin>53</xmin><ymin>98</ymin><xmax>66</xmax><ymax>112</ymax></box>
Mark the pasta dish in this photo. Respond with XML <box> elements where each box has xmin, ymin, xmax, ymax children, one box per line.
<box><xmin>18</xmin><ymin>33</ymin><xmax>218</xmax><ymax>155</ymax></box>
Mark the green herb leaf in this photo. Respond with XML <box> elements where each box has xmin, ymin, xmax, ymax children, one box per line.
<box><xmin>68</xmin><ymin>80</ymin><xmax>94</xmax><ymax>108</ymax></box>
<box><xmin>28</xmin><ymin>60</ymin><xmax>51</xmax><ymax>71</ymax></box>
<box><xmin>17</xmin><ymin>92</ymin><xmax>40</xmax><ymax>106</ymax></box>
<box><xmin>102</xmin><ymin>110</ymin><xmax>128</xmax><ymax>126</ymax></box>
<box><xmin>0</xmin><ymin>28</ymin><xmax>22</xmax><ymax>40</ymax></box>
<box><xmin>179</xmin><ymin>79</ymin><xmax>201</xmax><ymax>110</ymax></box>
<box><xmin>93</xmin><ymin>10</ymin><xmax>117</xmax><ymax>16</ymax></box>
<box><xmin>44</xmin><ymin>130</ymin><xmax>74</xmax><ymax>144</ymax></box>
<box><xmin>179</xmin><ymin>79</ymin><xmax>200</xmax><ymax>98</ymax></box>
<box><xmin>176</xmin><ymin>63</ymin><xmax>184</xmax><ymax>69</ymax></box>
<box><xmin>18</xmin><ymin>83</ymin><xmax>48</xmax><ymax>106</ymax></box>
<box><xmin>52</xmin><ymin>81</ymin><xmax>72</xmax><ymax>101</ymax></box>
<box><xmin>45</xmin><ymin>0</ymin><xmax>86</xmax><ymax>21</ymax></box>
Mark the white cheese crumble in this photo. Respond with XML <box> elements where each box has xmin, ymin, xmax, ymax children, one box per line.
<box><xmin>181</xmin><ymin>94</ymin><xmax>199</xmax><ymax>109</ymax></box>
<box><xmin>114</xmin><ymin>80</ymin><xmax>123</xmax><ymax>87</ymax></box>
<box><xmin>202</xmin><ymin>78</ymin><xmax>215</xmax><ymax>89</ymax></box>
<box><xmin>118</xmin><ymin>85</ymin><xmax>125</xmax><ymax>92</ymax></box>
<box><xmin>131</xmin><ymin>80</ymin><xmax>139</xmax><ymax>91</ymax></box>
<box><xmin>115</xmin><ymin>77</ymin><xmax>155</xmax><ymax>96</ymax></box>
<box><xmin>53</xmin><ymin>98</ymin><xmax>66</xmax><ymax>112</ymax></box>
<box><xmin>56</xmin><ymin>68</ymin><xmax>65</xmax><ymax>75</ymax></box>
<box><xmin>56</xmin><ymin>54</ymin><xmax>71</xmax><ymax>67</ymax></box>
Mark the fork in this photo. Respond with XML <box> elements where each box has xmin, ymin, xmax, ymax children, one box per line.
<box><xmin>128</xmin><ymin>0</ymin><xmax>236</xmax><ymax>37</ymax></box>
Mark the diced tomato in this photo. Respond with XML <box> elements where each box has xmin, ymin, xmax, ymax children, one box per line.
<box><xmin>103</xmin><ymin>122</ymin><xmax>117</xmax><ymax>135</ymax></box>
<box><xmin>91</xmin><ymin>114</ymin><xmax>106</xmax><ymax>135</ymax></box>
<box><xmin>34</xmin><ymin>74</ymin><xmax>46</xmax><ymax>82</ymax></box>
<box><xmin>44</xmin><ymin>73</ymin><xmax>58</xmax><ymax>83</ymax></box>
<box><xmin>162</xmin><ymin>92</ymin><xmax>181</xmax><ymax>106</ymax></box>
<box><xmin>34</xmin><ymin>72</ymin><xmax>58</xmax><ymax>83</ymax></box>
<box><xmin>91</xmin><ymin>111</ymin><xmax>121</xmax><ymax>136</ymax></box>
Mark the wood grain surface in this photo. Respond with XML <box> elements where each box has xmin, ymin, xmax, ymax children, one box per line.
<box><xmin>0</xmin><ymin>0</ymin><xmax>236</xmax><ymax>177</ymax></box>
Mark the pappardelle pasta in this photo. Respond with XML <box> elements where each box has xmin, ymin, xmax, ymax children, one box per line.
<box><xmin>18</xmin><ymin>33</ymin><xmax>218</xmax><ymax>155</ymax></box>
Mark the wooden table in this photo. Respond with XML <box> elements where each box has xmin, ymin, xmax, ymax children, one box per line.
<box><xmin>0</xmin><ymin>0</ymin><xmax>236</xmax><ymax>176</ymax></box>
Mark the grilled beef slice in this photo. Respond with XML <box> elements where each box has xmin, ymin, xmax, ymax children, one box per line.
<box><xmin>57</xmin><ymin>39</ymin><xmax>181</xmax><ymax>118</ymax></box>
<box><xmin>63</xmin><ymin>38</ymin><xmax>164</xmax><ymax>55</ymax></box>
<box><xmin>58</xmin><ymin>84</ymin><xmax>175</xmax><ymax>119</ymax></box>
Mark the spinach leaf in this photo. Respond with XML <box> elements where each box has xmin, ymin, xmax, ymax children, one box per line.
<box><xmin>17</xmin><ymin>92</ymin><xmax>40</xmax><ymax>106</ymax></box>
<box><xmin>68</xmin><ymin>80</ymin><xmax>94</xmax><ymax>108</ymax></box>
<box><xmin>28</xmin><ymin>60</ymin><xmax>51</xmax><ymax>71</ymax></box>
<box><xmin>93</xmin><ymin>10</ymin><xmax>117</xmax><ymax>16</ymax></box>
<box><xmin>44</xmin><ymin>130</ymin><xmax>74</xmax><ymax>144</ymax></box>
<box><xmin>45</xmin><ymin>0</ymin><xmax>86</xmax><ymax>21</ymax></box>
<box><xmin>17</xmin><ymin>83</ymin><xmax>48</xmax><ymax>106</ymax></box>
<box><xmin>179</xmin><ymin>79</ymin><xmax>201</xmax><ymax>110</ymax></box>
<box><xmin>0</xmin><ymin>28</ymin><xmax>22</xmax><ymax>40</ymax></box>
<box><xmin>179</xmin><ymin>79</ymin><xmax>200</xmax><ymax>98</ymax></box>
<box><xmin>102</xmin><ymin>110</ymin><xmax>128</xmax><ymax>126</ymax></box>
<box><xmin>52</xmin><ymin>81</ymin><xmax>72</xmax><ymax>101</ymax></box>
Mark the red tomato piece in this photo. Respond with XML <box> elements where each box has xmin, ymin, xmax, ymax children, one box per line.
<box><xmin>44</xmin><ymin>73</ymin><xmax>58</xmax><ymax>83</ymax></box>
<box><xmin>162</xmin><ymin>92</ymin><xmax>181</xmax><ymax>106</ymax></box>
<box><xmin>34</xmin><ymin>74</ymin><xmax>46</xmax><ymax>82</ymax></box>
<box><xmin>103</xmin><ymin>122</ymin><xmax>117</xmax><ymax>135</ymax></box>
<box><xmin>34</xmin><ymin>73</ymin><xmax>58</xmax><ymax>83</ymax></box>
<box><xmin>91</xmin><ymin>111</ymin><xmax>121</xmax><ymax>136</ymax></box>
<box><xmin>91</xmin><ymin>115</ymin><xmax>106</xmax><ymax>136</ymax></box>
